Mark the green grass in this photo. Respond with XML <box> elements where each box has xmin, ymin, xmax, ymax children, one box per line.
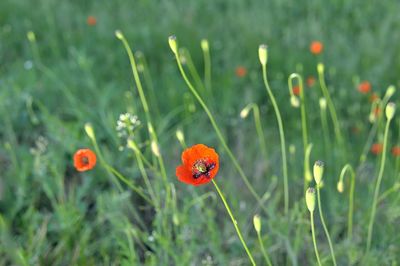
<box><xmin>1</xmin><ymin>0</ymin><xmax>400</xmax><ymax>265</ymax></box>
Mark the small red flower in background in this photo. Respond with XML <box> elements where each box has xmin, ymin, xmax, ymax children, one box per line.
<box><xmin>310</xmin><ymin>41</ymin><xmax>323</xmax><ymax>55</ymax></box>
<box><xmin>292</xmin><ymin>85</ymin><xmax>301</xmax><ymax>96</ymax></box>
<box><xmin>176</xmin><ymin>144</ymin><xmax>219</xmax><ymax>186</ymax></box>
<box><xmin>306</xmin><ymin>76</ymin><xmax>316</xmax><ymax>87</ymax></box>
<box><xmin>235</xmin><ymin>66</ymin><xmax>247</xmax><ymax>78</ymax></box>
<box><xmin>358</xmin><ymin>81</ymin><xmax>371</xmax><ymax>94</ymax></box>
<box><xmin>351</xmin><ymin>126</ymin><xmax>360</xmax><ymax>135</ymax></box>
<box><xmin>87</xmin><ymin>16</ymin><xmax>97</xmax><ymax>26</ymax></box>
<box><xmin>371</xmin><ymin>143</ymin><xmax>383</xmax><ymax>155</ymax></box>
<box><xmin>392</xmin><ymin>146</ymin><xmax>400</xmax><ymax>157</ymax></box>
<box><xmin>74</xmin><ymin>149</ymin><xmax>97</xmax><ymax>172</ymax></box>
<box><xmin>369</xmin><ymin>93</ymin><xmax>379</xmax><ymax>102</ymax></box>
<box><xmin>373</xmin><ymin>107</ymin><xmax>381</xmax><ymax>117</ymax></box>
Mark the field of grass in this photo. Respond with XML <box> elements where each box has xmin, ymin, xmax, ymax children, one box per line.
<box><xmin>1</xmin><ymin>0</ymin><xmax>400</xmax><ymax>265</ymax></box>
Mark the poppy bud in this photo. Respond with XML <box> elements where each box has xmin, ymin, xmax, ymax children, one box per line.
<box><xmin>385</xmin><ymin>85</ymin><xmax>395</xmax><ymax>99</ymax></box>
<box><xmin>84</xmin><ymin>123</ymin><xmax>95</xmax><ymax>141</ymax></box>
<box><xmin>317</xmin><ymin>63</ymin><xmax>324</xmax><ymax>75</ymax></box>
<box><xmin>306</xmin><ymin>187</ymin><xmax>316</xmax><ymax>212</ymax></box>
<box><xmin>201</xmin><ymin>39</ymin><xmax>209</xmax><ymax>52</ymax></box>
<box><xmin>319</xmin><ymin>98</ymin><xmax>327</xmax><ymax>110</ymax></box>
<box><xmin>27</xmin><ymin>31</ymin><xmax>36</xmax><ymax>42</ymax></box>
<box><xmin>176</xmin><ymin>129</ymin><xmax>185</xmax><ymax>144</ymax></box>
<box><xmin>240</xmin><ymin>105</ymin><xmax>252</xmax><ymax>119</ymax></box>
<box><xmin>385</xmin><ymin>102</ymin><xmax>396</xmax><ymax>120</ymax></box>
<box><xmin>253</xmin><ymin>214</ymin><xmax>261</xmax><ymax>233</ymax></box>
<box><xmin>305</xmin><ymin>170</ymin><xmax>313</xmax><ymax>182</ymax></box>
<box><xmin>151</xmin><ymin>140</ymin><xmax>160</xmax><ymax>157</ymax></box>
<box><xmin>337</xmin><ymin>181</ymin><xmax>344</xmax><ymax>193</ymax></box>
<box><xmin>313</xmin><ymin>160</ymin><xmax>324</xmax><ymax>186</ymax></box>
<box><xmin>258</xmin><ymin>44</ymin><xmax>268</xmax><ymax>66</ymax></box>
<box><xmin>115</xmin><ymin>30</ymin><xmax>123</xmax><ymax>40</ymax></box>
<box><xmin>169</xmin><ymin>35</ymin><xmax>178</xmax><ymax>55</ymax></box>
<box><xmin>290</xmin><ymin>95</ymin><xmax>300</xmax><ymax>108</ymax></box>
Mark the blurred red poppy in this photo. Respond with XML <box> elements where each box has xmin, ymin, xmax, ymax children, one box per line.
<box><xmin>87</xmin><ymin>16</ymin><xmax>97</xmax><ymax>26</ymax></box>
<box><xmin>306</xmin><ymin>76</ymin><xmax>316</xmax><ymax>87</ymax></box>
<box><xmin>358</xmin><ymin>81</ymin><xmax>371</xmax><ymax>94</ymax></box>
<box><xmin>74</xmin><ymin>149</ymin><xmax>97</xmax><ymax>171</ymax></box>
<box><xmin>235</xmin><ymin>66</ymin><xmax>247</xmax><ymax>78</ymax></box>
<box><xmin>371</xmin><ymin>143</ymin><xmax>383</xmax><ymax>155</ymax></box>
<box><xmin>392</xmin><ymin>146</ymin><xmax>400</xmax><ymax>157</ymax></box>
<box><xmin>310</xmin><ymin>41</ymin><xmax>323</xmax><ymax>55</ymax></box>
<box><xmin>369</xmin><ymin>93</ymin><xmax>379</xmax><ymax>102</ymax></box>
<box><xmin>176</xmin><ymin>144</ymin><xmax>219</xmax><ymax>186</ymax></box>
<box><xmin>293</xmin><ymin>85</ymin><xmax>301</xmax><ymax>96</ymax></box>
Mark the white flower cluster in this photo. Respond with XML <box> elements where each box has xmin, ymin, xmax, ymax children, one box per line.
<box><xmin>30</xmin><ymin>136</ymin><xmax>48</xmax><ymax>156</ymax></box>
<box><xmin>116</xmin><ymin>113</ymin><xmax>141</xmax><ymax>138</ymax></box>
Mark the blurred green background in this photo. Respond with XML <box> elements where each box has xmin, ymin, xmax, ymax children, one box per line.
<box><xmin>1</xmin><ymin>0</ymin><xmax>400</xmax><ymax>265</ymax></box>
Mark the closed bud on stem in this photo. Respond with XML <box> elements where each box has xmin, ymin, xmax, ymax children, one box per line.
<box><xmin>290</xmin><ymin>96</ymin><xmax>300</xmax><ymax>108</ymax></box>
<box><xmin>337</xmin><ymin>181</ymin><xmax>344</xmax><ymax>193</ymax></box>
<box><xmin>306</xmin><ymin>187</ymin><xmax>316</xmax><ymax>212</ymax></box>
<box><xmin>319</xmin><ymin>98</ymin><xmax>327</xmax><ymax>110</ymax></box>
<box><xmin>84</xmin><ymin>123</ymin><xmax>95</xmax><ymax>141</ymax></box>
<box><xmin>240</xmin><ymin>105</ymin><xmax>252</xmax><ymax>119</ymax></box>
<box><xmin>385</xmin><ymin>102</ymin><xmax>396</xmax><ymax>120</ymax></box>
<box><xmin>200</xmin><ymin>39</ymin><xmax>209</xmax><ymax>52</ymax></box>
<box><xmin>151</xmin><ymin>140</ymin><xmax>160</xmax><ymax>157</ymax></box>
<box><xmin>115</xmin><ymin>30</ymin><xmax>123</xmax><ymax>40</ymax></box>
<box><xmin>317</xmin><ymin>63</ymin><xmax>324</xmax><ymax>74</ymax></box>
<box><xmin>27</xmin><ymin>31</ymin><xmax>36</xmax><ymax>42</ymax></box>
<box><xmin>253</xmin><ymin>214</ymin><xmax>261</xmax><ymax>233</ymax></box>
<box><xmin>176</xmin><ymin>129</ymin><xmax>185</xmax><ymax>143</ymax></box>
<box><xmin>313</xmin><ymin>160</ymin><xmax>324</xmax><ymax>185</ymax></box>
<box><xmin>168</xmin><ymin>35</ymin><xmax>178</xmax><ymax>55</ymax></box>
<box><xmin>258</xmin><ymin>44</ymin><xmax>268</xmax><ymax>66</ymax></box>
<box><xmin>385</xmin><ymin>85</ymin><xmax>395</xmax><ymax>99</ymax></box>
<box><xmin>305</xmin><ymin>170</ymin><xmax>313</xmax><ymax>182</ymax></box>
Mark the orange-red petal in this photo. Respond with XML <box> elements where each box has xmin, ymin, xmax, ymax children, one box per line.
<box><xmin>73</xmin><ymin>148</ymin><xmax>97</xmax><ymax>172</ymax></box>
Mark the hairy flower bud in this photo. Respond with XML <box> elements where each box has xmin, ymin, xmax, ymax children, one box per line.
<box><xmin>253</xmin><ymin>214</ymin><xmax>261</xmax><ymax>233</ymax></box>
<box><xmin>306</xmin><ymin>187</ymin><xmax>316</xmax><ymax>212</ymax></box>
<box><xmin>385</xmin><ymin>102</ymin><xmax>396</xmax><ymax>120</ymax></box>
<box><xmin>313</xmin><ymin>160</ymin><xmax>324</xmax><ymax>185</ymax></box>
<box><xmin>168</xmin><ymin>35</ymin><xmax>178</xmax><ymax>55</ymax></box>
<box><xmin>258</xmin><ymin>44</ymin><xmax>268</xmax><ymax>66</ymax></box>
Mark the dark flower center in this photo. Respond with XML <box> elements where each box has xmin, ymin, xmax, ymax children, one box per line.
<box><xmin>192</xmin><ymin>159</ymin><xmax>215</xmax><ymax>179</ymax></box>
<box><xmin>81</xmin><ymin>156</ymin><xmax>89</xmax><ymax>165</ymax></box>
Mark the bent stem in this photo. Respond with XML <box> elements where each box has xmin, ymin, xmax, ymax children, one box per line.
<box><xmin>171</xmin><ymin>44</ymin><xmax>264</xmax><ymax>209</ymax></box>
<box><xmin>317</xmin><ymin>186</ymin><xmax>337</xmax><ymax>266</ymax></box>
<box><xmin>261</xmin><ymin>64</ymin><xmax>289</xmax><ymax>214</ymax></box>
<box><xmin>310</xmin><ymin>211</ymin><xmax>322</xmax><ymax>266</ymax></box>
<box><xmin>366</xmin><ymin>116</ymin><xmax>392</xmax><ymax>253</ymax></box>
<box><xmin>338</xmin><ymin>164</ymin><xmax>356</xmax><ymax>238</ymax></box>
<box><xmin>212</xmin><ymin>180</ymin><xmax>256</xmax><ymax>266</ymax></box>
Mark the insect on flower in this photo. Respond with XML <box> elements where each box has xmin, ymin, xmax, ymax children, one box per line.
<box><xmin>87</xmin><ymin>16</ymin><xmax>97</xmax><ymax>26</ymax></box>
<box><xmin>176</xmin><ymin>144</ymin><xmax>219</xmax><ymax>186</ymax></box>
<box><xmin>358</xmin><ymin>81</ymin><xmax>371</xmax><ymax>94</ymax></box>
<box><xmin>235</xmin><ymin>66</ymin><xmax>247</xmax><ymax>78</ymax></box>
<box><xmin>371</xmin><ymin>143</ymin><xmax>383</xmax><ymax>155</ymax></box>
<box><xmin>310</xmin><ymin>41</ymin><xmax>323</xmax><ymax>55</ymax></box>
<box><xmin>73</xmin><ymin>148</ymin><xmax>97</xmax><ymax>172</ymax></box>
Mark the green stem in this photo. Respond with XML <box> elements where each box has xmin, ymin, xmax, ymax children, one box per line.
<box><xmin>262</xmin><ymin>65</ymin><xmax>289</xmax><ymax>214</ymax></box>
<box><xmin>173</xmin><ymin>49</ymin><xmax>264</xmax><ymax>209</ymax></box>
<box><xmin>310</xmin><ymin>212</ymin><xmax>322</xmax><ymax>266</ymax></box>
<box><xmin>257</xmin><ymin>231</ymin><xmax>272</xmax><ymax>266</ymax></box>
<box><xmin>366</xmin><ymin>117</ymin><xmax>391</xmax><ymax>252</ymax></box>
<box><xmin>212</xmin><ymin>180</ymin><xmax>256</xmax><ymax>266</ymax></box>
<box><xmin>317</xmin><ymin>66</ymin><xmax>346</xmax><ymax>158</ymax></box>
<box><xmin>338</xmin><ymin>164</ymin><xmax>356</xmax><ymax>238</ymax></box>
<box><xmin>181</xmin><ymin>48</ymin><xmax>208</xmax><ymax>98</ymax></box>
<box><xmin>317</xmin><ymin>186</ymin><xmax>337</xmax><ymax>266</ymax></box>
<box><xmin>203</xmin><ymin>44</ymin><xmax>212</xmax><ymax>94</ymax></box>
<box><xmin>378</xmin><ymin>182</ymin><xmax>400</xmax><ymax>203</ymax></box>
<box><xmin>320</xmin><ymin>105</ymin><xmax>331</xmax><ymax>158</ymax></box>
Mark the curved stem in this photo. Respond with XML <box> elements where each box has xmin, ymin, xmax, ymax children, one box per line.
<box><xmin>212</xmin><ymin>180</ymin><xmax>256</xmax><ymax>266</ymax></box>
<box><xmin>256</xmin><ymin>231</ymin><xmax>272</xmax><ymax>266</ymax></box>
<box><xmin>317</xmin><ymin>186</ymin><xmax>337</xmax><ymax>266</ymax></box>
<box><xmin>310</xmin><ymin>212</ymin><xmax>322</xmax><ymax>266</ymax></box>
<box><xmin>173</xmin><ymin>48</ymin><xmax>264</xmax><ymax>209</ymax></box>
<box><xmin>202</xmin><ymin>44</ymin><xmax>212</xmax><ymax>94</ymax></box>
<box><xmin>366</xmin><ymin>117</ymin><xmax>391</xmax><ymax>252</ymax></box>
<box><xmin>262</xmin><ymin>65</ymin><xmax>289</xmax><ymax>214</ymax></box>
<box><xmin>338</xmin><ymin>164</ymin><xmax>356</xmax><ymax>238</ymax></box>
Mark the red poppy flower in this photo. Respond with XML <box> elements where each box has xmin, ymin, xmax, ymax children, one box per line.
<box><xmin>176</xmin><ymin>144</ymin><xmax>219</xmax><ymax>186</ymax></box>
<box><xmin>74</xmin><ymin>148</ymin><xmax>97</xmax><ymax>172</ymax></box>
<box><xmin>310</xmin><ymin>41</ymin><xmax>323</xmax><ymax>55</ymax></box>
<box><xmin>87</xmin><ymin>16</ymin><xmax>97</xmax><ymax>26</ymax></box>
<box><xmin>369</xmin><ymin>93</ymin><xmax>379</xmax><ymax>103</ymax></box>
<box><xmin>292</xmin><ymin>85</ymin><xmax>301</xmax><ymax>96</ymax></box>
<box><xmin>371</xmin><ymin>143</ymin><xmax>383</xmax><ymax>155</ymax></box>
<box><xmin>392</xmin><ymin>146</ymin><xmax>400</xmax><ymax>157</ymax></box>
<box><xmin>235</xmin><ymin>66</ymin><xmax>247</xmax><ymax>78</ymax></box>
<box><xmin>306</xmin><ymin>76</ymin><xmax>316</xmax><ymax>87</ymax></box>
<box><xmin>358</xmin><ymin>81</ymin><xmax>371</xmax><ymax>94</ymax></box>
